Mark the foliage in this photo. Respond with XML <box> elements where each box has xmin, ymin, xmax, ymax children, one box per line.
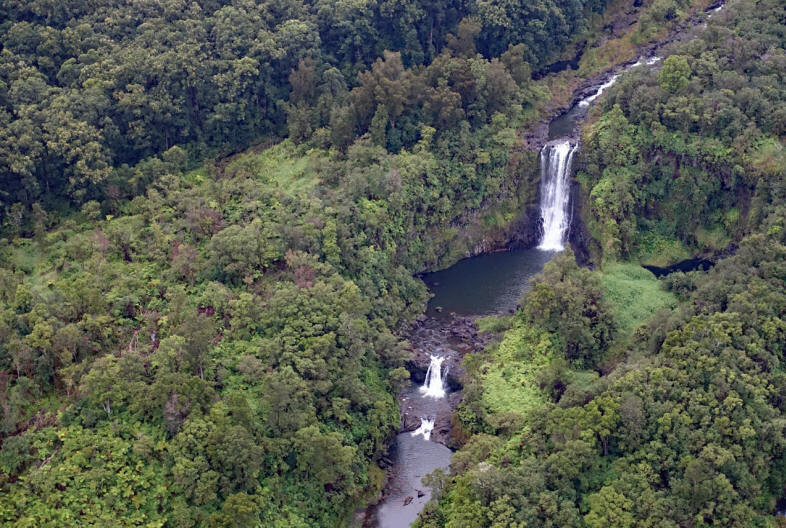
<box><xmin>425</xmin><ymin>235</ymin><xmax>786</xmax><ymax>528</ymax></box>
<box><xmin>480</xmin><ymin>318</ymin><xmax>554</xmax><ymax>416</ymax></box>
<box><xmin>578</xmin><ymin>0</ymin><xmax>786</xmax><ymax>263</ymax></box>
<box><xmin>599</xmin><ymin>262</ymin><xmax>677</xmax><ymax>336</ymax></box>
<box><xmin>523</xmin><ymin>249</ymin><xmax>616</xmax><ymax>368</ymax></box>
<box><xmin>0</xmin><ymin>0</ymin><xmax>608</xmax><ymax>213</ymax></box>
<box><xmin>421</xmin><ymin>3</ymin><xmax>786</xmax><ymax>527</ymax></box>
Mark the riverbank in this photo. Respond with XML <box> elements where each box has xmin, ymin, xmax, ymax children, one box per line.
<box><xmin>361</xmin><ymin>2</ymin><xmax>732</xmax><ymax>526</ymax></box>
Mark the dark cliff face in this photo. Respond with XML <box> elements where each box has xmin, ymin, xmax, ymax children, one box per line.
<box><xmin>505</xmin><ymin>204</ymin><xmax>546</xmax><ymax>250</ymax></box>
<box><xmin>568</xmin><ymin>178</ymin><xmax>594</xmax><ymax>267</ymax></box>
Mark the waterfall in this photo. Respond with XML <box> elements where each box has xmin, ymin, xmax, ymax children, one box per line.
<box><xmin>578</xmin><ymin>74</ymin><xmax>619</xmax><ymax>108</ymax></box>
<box><xmin>420</xmin><ymin>355</ymin><xmax>446</xmax><ymax>398</ymax></box>
<box><xmin>410</xmin><ymin>418</ymin><xmax>435</xmax><ymax>441</ymax></box>
<box><xmin>538</xmin><ymin>140</ymin><xmax>577</xmax><ymax>251</ymax></box>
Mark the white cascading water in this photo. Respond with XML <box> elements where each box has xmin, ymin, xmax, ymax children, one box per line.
<box><xmin>410</xmin><ymin>418</ymin><xmax>435</xmax><ymax>441</ymax></box>
<box><xmin>578</xmin><ymin>54</ymin><xmax>659</xmax><ymax>108</ymax></box>
<box><xmin>420</xmin><ymin>355</ymin><xmax>446</xmax><ymax>398</ymax></box>
<box><xmin>538</xmin><ymin>140</ymin><xmax>578</xmax><ymax>251</ymax></box>
<box><xmin>578</xmin><ymin>74</ymin><xmax>619</xmax><ymax>108</ymax></box>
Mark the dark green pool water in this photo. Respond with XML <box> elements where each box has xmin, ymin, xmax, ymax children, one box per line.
<box><xmin>421</xmin><ymin>248</ymin><xmax>556</xmax><ymax>319</ymax></box>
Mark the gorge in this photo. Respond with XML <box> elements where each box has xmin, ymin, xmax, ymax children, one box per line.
<box><xmin>368</xmin><ymin>4</ymin><xmax>734</xmax><ymax>519</ymax></box>
<box><xmin>6</xmin><ymin>0</ymin><xmax>777</xmax><ymax>525</ymax></box>
<box><xmin>368</xmin><ymin>45</ymin><xmax>650</xmax><ymax>528</ymax></box>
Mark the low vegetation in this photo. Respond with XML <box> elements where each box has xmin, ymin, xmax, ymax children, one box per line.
<box><xmin>1</xmin><ymin>0</ymin><xmax>785</xmax><ymax>526</ymax></box>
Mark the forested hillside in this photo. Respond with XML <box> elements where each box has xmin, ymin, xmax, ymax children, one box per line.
<box><xmin>580</xmin><ymin>0</ymin><xmax>786</xmax><ymax>263</ymax></box>
<box><xmin>0</xmin><ymin>0</ymin><xmax>607</xmax><ymax>211</ymax></box>
<box><xmin>0</xmin><ymin>0</ymin><xmax>613</xmax><ymax>525</ymax></box>
<box><xmin>417</xmin><ymin>1</ymin><xmax>786</xmax><ymax>527</ymax></box>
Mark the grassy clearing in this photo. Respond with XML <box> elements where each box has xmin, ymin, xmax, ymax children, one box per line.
<box><xmin>224</xmin><ymin>139</ymin><xmax>324</xmax><ymax>198</ymax></box>
<box><xmin>634</xmin><ymin>231</ymin><xmax>691</xmax><ymax>267</ymax></box>
<box><xmin>600</xmin><ymin>262</ymin><xmax>677</xmax><ymax>336</ymax></box>
<box><xmin>480</xmin><ymin>319</ymin><xmax>554</xmax><ymax>415</ymax></box>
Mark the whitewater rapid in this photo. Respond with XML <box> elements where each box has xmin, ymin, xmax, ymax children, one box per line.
<box><xmin>420</xmin><ymin>355</ymin><xmax>446</xmax><ymax>398</ymax></box>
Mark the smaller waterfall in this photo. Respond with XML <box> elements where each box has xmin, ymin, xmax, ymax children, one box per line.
<box><xmin>578</xmin><ymin>74</ymin><xmax>619</xmax><ymax>108</ymax></box>
<box><xmin>630</xmin><ymin>55</ymin><xmax>661</xmax><ymax>68</ymax></box>
<box><xmin>538</xmin><ymin>140</ymin><xmax>577</xmax><ymax>251</ymax></box>
<box><xmin>420</xmin><ymin>355</ymin><xmax>446</xmax><ymax>398</ymax></box>
<box><xmin>578</xmin><ymin>54</ymin><xmax>660</xmax><ymax>109</ymax></box>
<box><xmin>410</xmin><ymin>418</ymin><xmax>435</xmax><ymax>441</ymax></box>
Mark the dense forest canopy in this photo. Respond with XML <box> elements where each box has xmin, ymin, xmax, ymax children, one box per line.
<box><xmin>580</xmin><ymin>0</ymin><xmax>786</xmax><ymax>263</ymax></box>
<box><xmin>0</xmin><ymin>0</ymin><xmax>615</xmax><ymax>524</ymax></box>
<box><xmin>0</xmin><ymin>0</ymin><xmax>607</xmax><ymax>211</ymax></box>
<box><xmin>2</xmin><ymin>0</ymin><xmax>786</xmax><ymax>526</ymax></box>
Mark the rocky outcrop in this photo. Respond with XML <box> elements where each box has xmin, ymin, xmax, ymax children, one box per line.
<box><xmin>505</xmin><ymin>205</ymin><xmax>544</xmax><ymax>250</ymax></box>
<box><xmin>405</xmin><ymin>315</ymin><xmax>487</xmax><ymax>391</ymax></box>
<box><xmin>568</xmin><ymin>179</ymin><xmax>595</xmax><ymax>268</ymax></box>
<box><xmin>399</xmin><ymin>315</ymin><xmax>493</xmax><ymax>447</ymax></box>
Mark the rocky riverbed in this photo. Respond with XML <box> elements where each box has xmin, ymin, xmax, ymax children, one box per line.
<box><xmin>360</xmin><ymin>314</ymin><xmax>493</xmax><ymax>528</ymax></box>
<box><xmin>400</xmin><ymin>315</ymin><xmax>492</xmax><ymax>446</ymax></box>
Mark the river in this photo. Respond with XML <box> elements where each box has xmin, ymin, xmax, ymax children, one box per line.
<box><xmin>367</xmin><ymin>247</ymin><xmax>556</xmax><ymax>528</ymax></box>
<box><xmin>367</xmin><ymin>3</ymin><xmax>727</xmax><ymax>523</ymax></box>
<box><xmin>367</xmin><ymin>48</ymin><xmax>633</xmax><ymax>528</ymax></box>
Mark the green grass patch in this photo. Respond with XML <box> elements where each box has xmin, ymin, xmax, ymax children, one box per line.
<box><xmin>600</xmin><ymin>263</ymin><xmax>677</xmax><ymax>336</ymax></box>
<box><xmin>10</xmin><ymin>238</ymin><xmax>42</xmax><ymax>275</ymax></box>
<box><xmin>481</xmin><ymin>319</ymin><xmax>553</xmax><ymax>415</ymax></box>
<box><xmin>634</xmin><ymin>231</ymin><xmax>690</xmax><ymax>267</ymax></box>
<box><xmin>181</xmin><ymin>166</ymin><xmax>207</xmax><ymax>186</ymax></box>
<box><xmin>695</xmin><ymin>225</ymin><xmax>730</xmax><ymax>251</ymax></box>
<box><xmin>223</xmin><ymin>139</ymin><xmax>324</xmax><ymax>198</ymax></box>
<box><xmin>749</xmin><ymin>136</ymin><xmax>786</xmax><ymax>176</ymax></box>
<box><xmin>476</xmin><ymin>314</ymin><xmax>515</xmax><ymax>334</ymax></box>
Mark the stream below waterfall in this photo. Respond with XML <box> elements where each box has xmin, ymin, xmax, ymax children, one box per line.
<box><xmin>366</xmin><ymin>248</ymin><xmax>554</xmax><ymax>528</ymax></box>
<box><xmin>366</xmin><ymin>5</ymin><xmax>727</xmax><ymax>524</ymax></box>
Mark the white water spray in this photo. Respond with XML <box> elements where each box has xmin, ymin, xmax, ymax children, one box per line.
<box><xmin>578</xmin><ymin>54</ymin><xmax>661</xmax><ymax>109</ymax></box>
<box><xmin>420</xmin><ymin>355</ymin><xmax>446</xmax><ymax>398</ymax></box>
<box><xmin>630</xmin><ymin>55</ymin><xmax>662</xmax><ymax>68</ymax></box>
<box><xmin>708</xmin><ymin>3</ymin><xmax>724</xmax><ymax>17</ymax></box>
<box><xmin>578</xmin><ymin>74</ymin><xmax>619</xmax><ymax>108</ymax></box>
<box><xmin>410</xmin><ymin>418</ymin><xmax>435</xmax><ymax>441</ymax></box>
<box><xmin>538</xmin><ymin>140</ymin><xmax>577</xmax><ymax>251</ymax></box>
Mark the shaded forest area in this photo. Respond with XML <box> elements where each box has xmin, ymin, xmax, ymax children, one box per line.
<box><xmin>0</xmin><ymin>0</ymin><xmax>607</xmax><ymax>211</ymax></box>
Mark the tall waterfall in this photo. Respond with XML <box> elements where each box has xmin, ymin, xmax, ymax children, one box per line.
<box><xmin>420</xmin><ymin>355</ymin><xmax>446</xmax><ymax>398</ymax></box>
<box><xmin>538</xmin><ymin>140</ymin><xmax>577</xmax><ymax>251</ymax></box>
